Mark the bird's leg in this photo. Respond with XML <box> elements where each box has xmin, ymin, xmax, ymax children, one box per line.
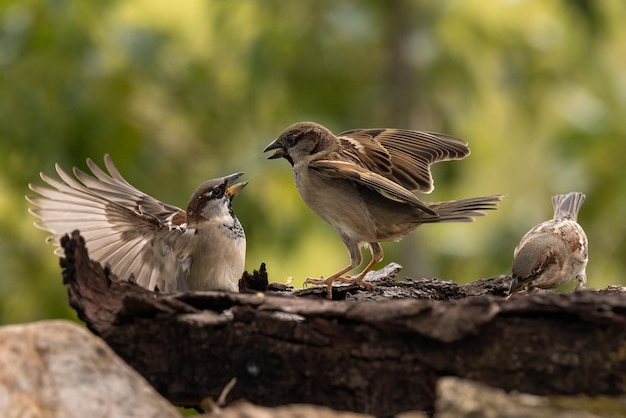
<box><xmin>350</xmin><ymin>242</ymin><xmax>384</xmax><ymax>289</ymax></box>
<box><xmin>304</xmin><ymin>264</ymin><xmax>357</xmax><ymax>298</ymax></box>
<box><xmin>349</xmin><ymin>259</ymin><xmax>377</xmax><ymax>289</ymax></box>
<box><xmin>575</xmin><ymin>273</ymin><xmax>587</xmax><ymax>290</ymax></box>
<box><xmin>304</xmin><ymin>235</ymin><xmax>363</xmax><ymax>299</ymax></box>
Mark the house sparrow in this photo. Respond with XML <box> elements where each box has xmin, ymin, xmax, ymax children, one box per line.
<box><xmin>27</xmin><ymin>154</ymin><xmax>247</xmax><ymax>293</ymax></box>
<box><xmin>508</xmin><ymin>192</ymin><xmax>588</xmax><ymax>297</ymax></box>
<box><xmin>264</xmin><ymin>121</ymin><xmax>503</xmax><ymax>298</ymax></box>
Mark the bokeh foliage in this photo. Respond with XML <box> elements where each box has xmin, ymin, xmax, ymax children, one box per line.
<box><xmin>1</xmin><ymin>0</ymin><xmax>625</xmax><ymax>324</ymax></box>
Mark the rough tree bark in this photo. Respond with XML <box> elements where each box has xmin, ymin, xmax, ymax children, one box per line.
<box><xmin>60</xmin><ymin>231</ymin><xmax>626</xmax><ymax>416</ymax></box>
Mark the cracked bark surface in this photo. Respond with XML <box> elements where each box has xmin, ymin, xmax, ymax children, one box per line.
<box><xmin>60</xmin><ymin>231</ymin><xmax>626</xmax><ymax>416</ymax></box>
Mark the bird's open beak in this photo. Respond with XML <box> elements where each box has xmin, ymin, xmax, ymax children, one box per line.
<box><xmin>224</xmin><ymin>173</ymin><xmax>248</xmax><ymax>197</ymax></box>
<box><xmin>226</xmin><ymin>181</ymin><xmax>248</xmax><ymax>197</ymax></box>
<box><xmin>263</xmin><ymin>140</ymin><xmax>286</xmax><ymax>160</ymax></box>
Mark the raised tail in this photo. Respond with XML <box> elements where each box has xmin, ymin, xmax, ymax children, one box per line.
<box><xmin>552</xmin><ymin>192</ymin><xmax>586</xmax><ymax>221</ymax></box>
<box><xmin>424</xmin><ymin>194</ymin><xmax>505</xmax><ymax>223</ymax></box>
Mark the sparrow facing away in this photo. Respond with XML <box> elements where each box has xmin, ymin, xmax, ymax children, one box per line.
<box><xmin>264</xmin><ymin>121</ymin><xmax>503</xmax><ymax>298</ymax></box>
<box><xmin>508</xmin><ymin>192</ymin><xmax>588</xmax><ymax>297</ymax></box>
<box><xmin>27</xmin><ymin>154</ymin><xmax>247</xmax><ymax>293</ymax></box>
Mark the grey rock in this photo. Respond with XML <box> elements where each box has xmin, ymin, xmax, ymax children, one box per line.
<box><xmin>0</xmin><ymin>320</ymin><xmax>181</xmax><ymax>418</ymax></box>
<box><xmin>436</xmin><ymin>377</ymin><xmax>625</xmax><ymax>418</ymax></box>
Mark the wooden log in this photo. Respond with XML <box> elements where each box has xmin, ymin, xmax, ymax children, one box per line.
<box><xmin>60</xmin><ymin>231</ymin><xmax>626</xmax><ymax>416</ymax></box>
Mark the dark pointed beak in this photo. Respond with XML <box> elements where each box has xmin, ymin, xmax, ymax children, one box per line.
<box><xmin>263</xmin><ymin>139</ymin><xmax>286</xmax><ymax>160</ymax></box>
<box><xmin>507</xmin><ymin>276</ymin><xmax>526</xmax><ymax>297</ymax></box>
<box><xmin>224</xmin><ymin>172</ymin><xmax>248</xmax><ymax>197</ymax></box>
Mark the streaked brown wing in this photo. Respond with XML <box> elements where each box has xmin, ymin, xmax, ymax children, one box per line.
<box><xmin>309</xmin><ymin>159</ymin><xmax>437</xmax><ymax>215</ymax></box>
<box><xmin>27</xmin><ymin>155</ymin><xmax>190</xmax><ymax>291</ymax></box>
<box><xmin>337</xmin><ymin>128</ymin><xmax>470</xmax><ymax>193</ymax></box>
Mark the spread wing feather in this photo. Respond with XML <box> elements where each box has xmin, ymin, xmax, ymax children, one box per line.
<box><xmin>337</xmin><ymin>128</ymin><xmax>470</xmax><ymax>193</ymax></box>
<box><xmin>26</xmin><ymin>154</ymin><xmax>190</xmax><ymax>291</ymax></box>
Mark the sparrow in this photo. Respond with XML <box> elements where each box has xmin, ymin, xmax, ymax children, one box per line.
<box><xmin>508</xmin><ymin>192</ymin><xmax>588</xmax><ymax>297</ymax></box>
<box><xmin>27</xmin><ymin>154</ymin><xmax>247</xmax><ymax>293</ymax></box>
<box><xmin>263</xmin><ymin>121</ymin><xmax>503</xmax><ymax>298</ymax></box>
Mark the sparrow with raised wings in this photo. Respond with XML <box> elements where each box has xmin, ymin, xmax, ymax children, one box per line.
<box><xmin>508</xmin><ymin>192</ymin><xmax>588</xmax><ymax>297</ymax></box>
<box><xmin>27</xmin><ymin>155</ymin><xmax>247</xmax><ymax>292</ymax></box>
<box><xmin>264</xmin><ymin>121</ymin><xmax>503</xmax><ymax>298</ymax></box>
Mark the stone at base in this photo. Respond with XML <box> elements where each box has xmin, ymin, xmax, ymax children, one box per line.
<box><xmin>0</xmin><ymin>320</ymin><xmax>180</xmax><ymax>418</ymax></box>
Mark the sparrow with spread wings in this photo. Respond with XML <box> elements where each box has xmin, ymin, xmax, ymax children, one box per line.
<box><xmin>27</xmin><ymin>155</ymin><xmax>247</xmax><ymax>292</ymax></box>
<box><xmin>264</xmin><ymin>121</ymin><xmax>503</xmax><ymax>298</ymax></box>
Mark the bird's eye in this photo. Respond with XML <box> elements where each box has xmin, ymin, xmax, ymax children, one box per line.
<box><xmin>284</xmin><ymin>134</ymin><xmax>298</xmax><ymax>148</ymax></box>
<box><xmin>212</xmin><ymin>186</ymin><xmax>224</xmax><ymax>198</ymax></box>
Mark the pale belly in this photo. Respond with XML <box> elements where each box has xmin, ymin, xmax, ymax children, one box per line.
<box><xmin>186</xmin><ymin>229</ymin><xmax>245</xmax><ymax>292</ymax></box>
<box><xmin>293</xmin><ymin>165</ymin><xmax>419</xmax><ymax>243</ymax></box>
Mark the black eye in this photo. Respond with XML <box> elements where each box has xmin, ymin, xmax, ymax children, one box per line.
<box><xmin>284</xmin><ymin>134</ymin><xmax>298</xmax><ymax>148</ymax></box>
<box><xmin>212</xmin><ymin>186</ymin><xmax>224</xmax><ymax>198</ymax></box>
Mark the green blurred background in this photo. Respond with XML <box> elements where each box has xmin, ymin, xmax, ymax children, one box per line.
<box><xmin>1</xmin><ymin>0</ymin><xmax>625</xmax><ymax>325</ymax></box>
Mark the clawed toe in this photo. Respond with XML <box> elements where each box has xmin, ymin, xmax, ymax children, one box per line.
<box><xmin>303</xmin><ymin>276</ymin><xmax>353</xmax><ymax>286</ymax></box>
<box><xmin>303</xmin><ymin>277</ymin><xmax>326</xmax><ymax>287</ymax></box>
<box><xmin>355</xmin><ymin>279</ymin><xmax>374</xmax><ymax>290</ymax></box>
<box><xmin>304</xmin><ymin>275</ymin><xmax>373</xmax><ymax>299</ymax></box>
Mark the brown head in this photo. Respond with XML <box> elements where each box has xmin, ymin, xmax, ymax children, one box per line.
<box><xmin>263</xmin><ymin>122</ymin><xmax>336</xmax><ymax>166</ymax></box>
<box><xmin>186</xmin><ymin>172</ymin><xmax>247</xmax><ymax>227</ymax></box>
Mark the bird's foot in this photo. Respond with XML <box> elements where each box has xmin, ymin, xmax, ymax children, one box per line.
<box><xmin>351</xmin><ymin>274</ymin><xmax>374</xmax><ymax>290</ymax></box>
<box><xmin>304</xmin><ymin>275</ymin><xmax>373</xmax><ymax>299</ymax></box>
<box><xmin>303</xmin><ymin>276</ymin><xmax>353</xmax><ymax>286</ymax></box>
<box><xmin>304</xmin><ymin>276</ymin><xmax>349</xmax><ymax>300</ymax></box>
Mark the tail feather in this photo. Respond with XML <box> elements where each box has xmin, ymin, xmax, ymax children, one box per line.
<box><xmin>424</xmin><ymin>194</ymin><xmax>504</xmax><ymax>223</ymax></box>
<box><xmin>552</xmin><ymin>192</ymin><xmax>585</xmax><ymax>221</ymax></box>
